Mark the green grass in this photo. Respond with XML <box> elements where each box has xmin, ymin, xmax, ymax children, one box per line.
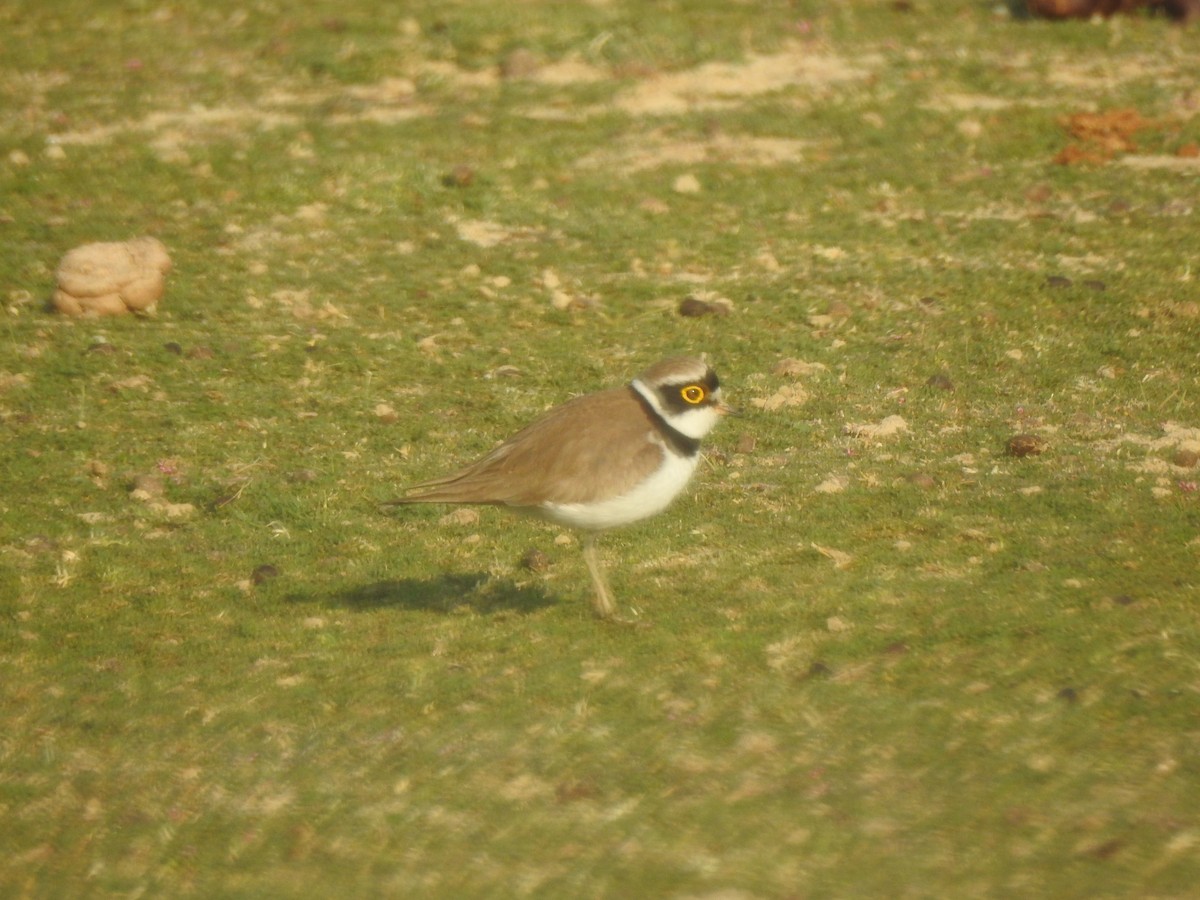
<box><xmin>2</xmin><ymin>0</ymin><xmax>1199</xmax><ymax>896</ymax></box>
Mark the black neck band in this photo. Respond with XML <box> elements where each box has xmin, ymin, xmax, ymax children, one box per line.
<box><xmin>630</xmin><ymin>386</ymin><xmax>701</xmax><ymax>457</ymax></box>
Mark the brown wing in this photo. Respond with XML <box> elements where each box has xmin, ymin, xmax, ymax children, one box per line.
<box><xmin>393</xmin><ymin>387</ymin><xmax>666</xmax><ymax>508</ymax></box>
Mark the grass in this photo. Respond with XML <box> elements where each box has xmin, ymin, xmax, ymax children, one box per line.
<box><xmin>2</xmin><ymin>0</ymin><xmax>1199</xmax><ymax>896</ymax></box>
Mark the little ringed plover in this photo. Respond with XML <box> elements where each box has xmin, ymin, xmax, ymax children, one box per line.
<box><xmin>390</xmin><ymin>356</ymin><xmax>733</xmax><ymax>619</ymax></box>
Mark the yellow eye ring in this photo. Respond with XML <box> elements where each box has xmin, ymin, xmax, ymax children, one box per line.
<box><xmin>681</xmin><ymin>385</ymin><xmax>705</xmax><ymax>404</ymax></box>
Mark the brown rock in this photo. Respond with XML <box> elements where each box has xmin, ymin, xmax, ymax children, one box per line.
<box><xmin>53</xmin><ymin>237</ymin><xmax>171</xmax><ymax>316</ymax></box>
<box><xmin>519</xmin><ymin>547</ymin><xmax>551</xmax><ymax>572</ymax></box>
<box><xmin>678</xmin><ymin>295</ymin><xmax>732</xmax><ymax>317</ymax></box>
<box><xmin>1171</xmin><ymin>449</ymin><xmax>1199</xmax><ymax>469</ymax></box>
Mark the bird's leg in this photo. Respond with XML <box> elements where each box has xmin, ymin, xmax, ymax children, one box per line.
<box><xmin>581</xmin><ymin>533</ymin><xmax>617</xmax><ymax>619</ymax></box>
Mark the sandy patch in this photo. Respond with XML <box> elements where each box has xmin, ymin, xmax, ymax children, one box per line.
<box><xmin>1102</xmin><ymin>422</ymin><xmax>1200</xmax><ymax>455</ymax></box>
<box><xmin>576</xmin><ymin>130</ymin><xmax>810</xmax><ymax>171</ymax></box>
<box><xmin>417</xmin><ymin>59</ymin><xmax>501</xmax><ymax>90</ymax></box>
<box><xmin>46</xmin><ymin>75</ymin><xmax>426</xmax><ymax>150</ymax></box>
<box><xmin>1119</xmin><ymin>154</ymin><xmax>1200</xmax><ymax>170</ymax></box>
<box><xmin>36</xmin><ymin>44</ymin><xmax>873</xmax><ymax>154</ymax></box>
<box><xmin>530</xmin><ymin>57</ymin><xmax>608</xmax><ymax>86</ymax></box>
<box><xmin>922</xmin><ymin>92</ymin><xmax>1049</xmax><ymax>113</ymax></box>
<box><xmin>50</xmin><ymin>105</ymin><xmax>300</xmax><ymax>147</ymax></box>
<box><xmin>1045</xmin><ymin>56</ymin><xmax>1191</xmax><ymax>91</ymax></box>
<box><xmin>452</xmin><ymin>217</ymin><xmax>548</xmax><ymax>248</ymax></box>
<box><xmin>614</xmin><ymin>45</ymin><xmax>875</xmax><ymax>116</ymax></box>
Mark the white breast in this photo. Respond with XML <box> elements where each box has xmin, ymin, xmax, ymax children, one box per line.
<box><xmin>537</xmin><ymin>447</ymin><xmax>699</xmax><ymax>532</ymax></box>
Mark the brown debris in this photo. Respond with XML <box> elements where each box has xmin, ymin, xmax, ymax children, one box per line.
<box><xmin>1064</xmin><ymin>108</ymin><xmax>1151</xmax><ymax>153</ymax></box>
<box><xmin>1055</xmin><ymin>108</ymin><xmax>1156</xmax><ymax>165</ymax></box>
<box><xmin>442</xmin><ymin>164</ymin><xmax>475</xmax><ymax>188</ymax></box>
<box><xmin>252</xmin><ymin>564</ymin><xmax>280</xmax><ymax>585</ymax></box>
<box><xmin>1028</xmin><ymin>0</ymin><xmax>1140</xmax><ymax>16</ymax></box>
<box><xmin>678</xmin><ymin>295</ymin><xmax>733</xmax><ymax>318</ymax></box>
<box><xmin>1027</xmin><ymin>0</ymin><xmax>1200</xmax><ymax>21</ymax></box>
<box><xmin>1005</xmin><ymin>434</ymin><xmax>1047</xmax><ymax>458</ymax></box>
<box><xmin>1053</xmin><ymin>143</ymin><xmax>1112</xmax><ymax>167</ymax></box>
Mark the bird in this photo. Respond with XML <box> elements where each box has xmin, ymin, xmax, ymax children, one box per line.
<box><xmin>389</xmin><ymin>356</ymin><xmax>734</xmax><ymax>619</ymax></box>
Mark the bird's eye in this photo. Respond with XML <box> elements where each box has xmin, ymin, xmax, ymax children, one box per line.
<box><xmin>681</xmin><ymin>385</ymin><xmax>705</xmax><ymax>404</ymax></box>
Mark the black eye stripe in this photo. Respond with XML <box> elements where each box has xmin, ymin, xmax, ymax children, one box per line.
<box><xmin>657</xmin><ymin>370</ymin><xmax>720</xmax><ymax>412</ymax></box>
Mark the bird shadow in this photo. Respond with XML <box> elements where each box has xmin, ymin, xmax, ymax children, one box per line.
<box><xmin>288</xmin><ymin>571</ymin><xmax>559</xmax><ymax>616</ymax></box>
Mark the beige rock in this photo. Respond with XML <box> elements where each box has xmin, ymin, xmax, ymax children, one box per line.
<box><xmin>53</xmin><ymin>237</ymin><xmax>171</xmax><ymax>316</ymax></box>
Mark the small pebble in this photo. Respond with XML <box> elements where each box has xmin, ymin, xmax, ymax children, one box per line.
<box><xmin>442</xmin><ymin>165</ymin><xmax>475</xmax><ymax>188</ymax></box>
<box><xmin>500</xmin><ymin>48</ymin><xmax>540</xmax><ymax>79</ymax></box>
<box><xmin>130</xmin><ymin>473</ymin><xmax>165</xmax><ymax>497</ymax></box>
<box><xmin>678</xmin><ymin>296</ymin><xmax>729</xmax><ymax>318</ymax></box>
<box><xmin>519</xmin><ymin>547</ymin><xmax>550</xmax><ymax>572</ymax></box>
<box><xmin>252</xmin><ymin>564</ymin><xmax>280</xmax><ymax>585</ymax></box>
<box><xmin>804</xmin><ymin>661</ymin><xmax>833</xmax><ymax>679</ymax></box>
<box><xmin>1171</xmin><ymin>449</ymin><xmax>1199</xmax><ymax>469</ymax></box>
